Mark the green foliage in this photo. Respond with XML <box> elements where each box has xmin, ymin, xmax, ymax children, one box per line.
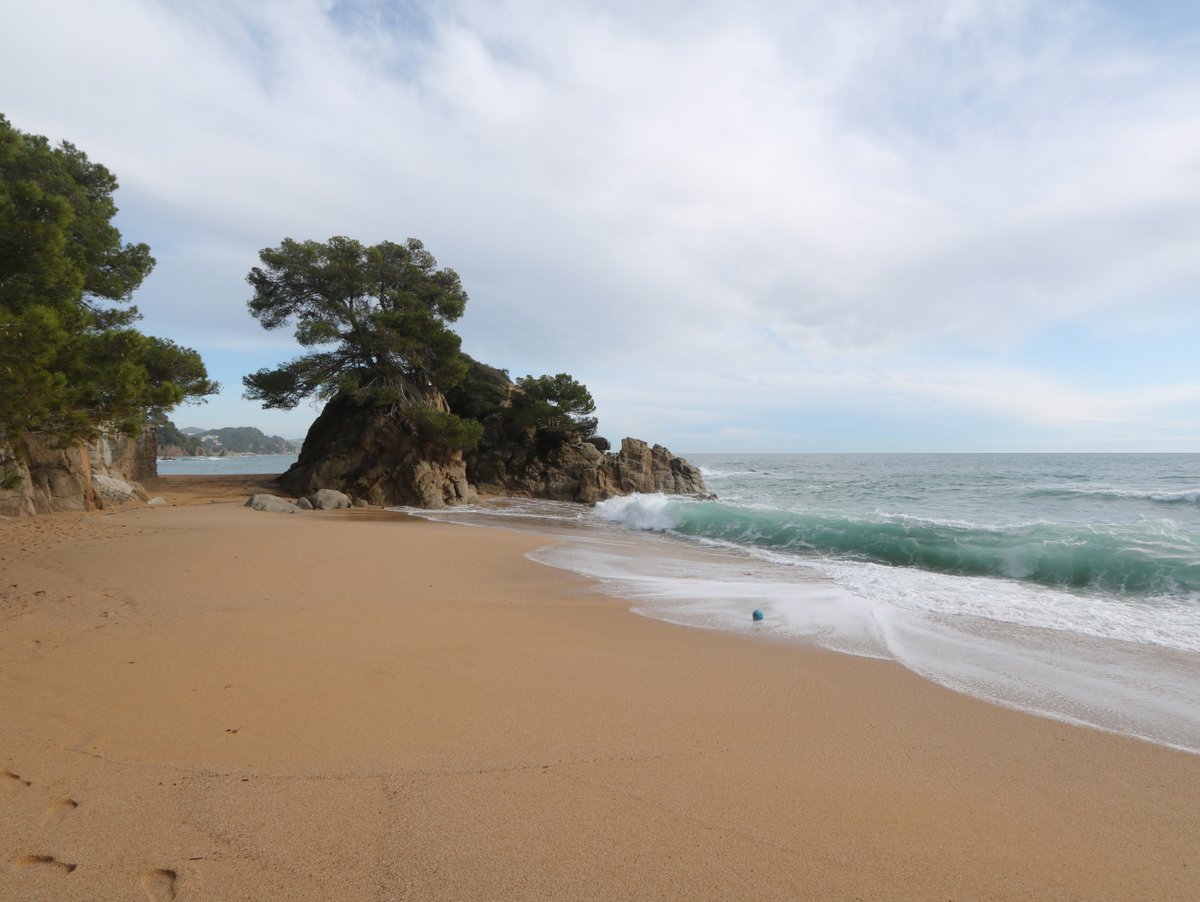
<box><xmin>200</xmin><ymin>426</ymin><xmax>296</xmax><ymax>454</ymax></box>
<box><xmin>442</xmin><ymin>355</ymin><xmax>513</xmax><ymax>422</ymax></box>
<box><xmin>155</xmin><ymin>420</ymin><xmax>297</xmax><ymax>455</ymax></box>
<box><xmin>0</xmin><ymin>114</ymin><xmax>217</xmax><ymax>442</ymax></box>
<box><xmin>404</xmin><ymin>407</ymin><xmax>485</xmax><ymax>453</ymax></box>
<box><xmin>0</xmin><ymin>449</ymin><xmax>21</xmax><ymax>491</ymax></box>
<box><xmin>153</xmin><ymin>418</ymin><xmax>201</xmax><ymax>453</ymax></box>
<box><xmin>242</xmin><ymin>236</ymin><xmax>470</xmax><ymax>410</ymax></box>
<box><xmin>508</xmin><ymin>373</ymin><xmax>597</xmax><ymax>436</ymax></box>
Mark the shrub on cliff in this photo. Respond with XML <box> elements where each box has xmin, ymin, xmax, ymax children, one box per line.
<box><xmin>509</xmin><ymin>373</ymin><xmax>597</xmax><ymax>438</ymax></box>
<box><xmin>0</xmin><ymin>114</ymin><xmax>217</xmax><ymax>442</ymax></box>
<box><xmin>406</xmin><ymin>407</ymin><xmax>485</xmax><ymax>453</ymax></box>
<box><xmin>441</xmin><ymin>355</ymin><xmax>514</xmax><ymax>423</ymax></box>
<box><xmin>442</xmin><ymin>360</ymin><xmax>599</xmax><ymax>441</ymax></box>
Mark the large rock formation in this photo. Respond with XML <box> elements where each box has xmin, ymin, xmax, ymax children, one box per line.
<box><xmin>446</xmin><ymin>355</ymin><xmax>709</xmax><ymax>505</ymax></box>
<box><xmin>595</xmin><ymin>438</ymin><xmax>709</xmax><ymax>500</ymax></box>
<box><xmin>470</xmin><ymin>433</ymin><xmax>707</xmax><ymax>504</ymax></box>
<box><xmin>277</xmin><ymin>393</ymin><xmax>476</xmax><ymax>509</ymax></box>
<box><xmin>0</xmin><ymin>430</ymin><xmax>158</xmax><ymax>517</ymax></box>
<box><xmin>276</xmin><ymin>379</ymin><xmax>707</xmax><ymax>509</ymax></box>
<box><xmin>259</xmin><ymin>351</ymin><xmax>704</xmax><ymax>509</ymax></box>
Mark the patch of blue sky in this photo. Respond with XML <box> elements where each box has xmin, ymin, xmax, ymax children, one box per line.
<box><xmin>1099</xmin><ymin>1</ymin><xmax>1200</xmax><ymax>47</ymax></box>
<box><xmin>931</xmin><ymin>324</ymin><xmax>1200</xmax><ymax>391</ymax></box>
<box><xmin>324</xmin><ymin>0</ymin><xmax>437</xmax><ymax>80</ymax></box>
<box><xmin>326</xmin><ymin>0</ymin><xmax>434</xmax><ymax>38</ymax></box>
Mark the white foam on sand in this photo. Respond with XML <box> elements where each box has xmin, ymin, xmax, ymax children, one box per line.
<box><xmin>408</xmin><ymin>500</ymin><xmax>1200</xmax><ymax>754</ymax></box>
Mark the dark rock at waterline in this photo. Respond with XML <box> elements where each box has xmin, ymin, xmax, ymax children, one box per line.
<box><xmin>470</xmin><ymin>434</ymin><xmax>708</xmax><ymax>504</ymax></box>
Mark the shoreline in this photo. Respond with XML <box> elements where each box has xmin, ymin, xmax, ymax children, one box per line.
<box><xmin>413</xmin><ymin>495</ymin><xmax>1200</xmax><ymax>757</ymax></box>
<box><xmin>2</xmin><ymin>477</ymin><xmax>1199</xmax><ymax>898</ymax></box>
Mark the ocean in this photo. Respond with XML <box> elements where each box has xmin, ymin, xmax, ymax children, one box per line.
<box><xmin>156</xmin><ymin>453</ymin><xmax>298</xmax><ymax>475</ymax></box>
<box><xmin>403</xmin><ymin>453</ymin><xmax>1200</xmax><ymax>754</ymax></box>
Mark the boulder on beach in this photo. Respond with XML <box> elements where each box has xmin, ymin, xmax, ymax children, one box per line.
<box><xmin>92</xmin><ymin>473</ymin><xmax>140</xmax><ymax>505</ymax></box>
<box><xmin>245</xmin><ymin>493</ymin><xmax>301</xmax><ymax>513</ymax></box>
<box><xmin>309</xmin><ymin>488</ymin><xmax>352</xmax><ymax>510</ymax></box>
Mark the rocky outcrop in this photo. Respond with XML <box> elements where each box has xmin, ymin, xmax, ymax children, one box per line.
<box><xmin>0</xmin><ymin>429</ymin><xmax>158</xmax><ymax>517</ymax></box>
<box><xmin>156</xmin><ymin>443</ymin><xmax>198</xmax><ymax>458</ymax></box>
<box><xmin>267</xmin><ymin>361</ymin><xmax>704</xmax><ymax>510</ymax></box>
<box><xmin>595</xmin><ymin>438</ymin><xmax>709</xmax><ymax>500</ymax></box>
<box><xmin>470</xmin><ymin>434</ymin><xmax>708</xmax><ymax>504</ymax></box>
<box><xmin>278</xmin><ymin>393</ymin><xmax>476</xmax><ymax>509</ymax></box>
<box><xmin>448</xmin><ymin>356</ymin><xmax>708</xmax><ymax>505</ymax></box>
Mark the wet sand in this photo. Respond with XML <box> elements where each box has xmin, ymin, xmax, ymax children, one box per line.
<box><xmin>1</xmin><ymin>477</ymin><xmax>1198</xmax><ymax>899</ymax></box>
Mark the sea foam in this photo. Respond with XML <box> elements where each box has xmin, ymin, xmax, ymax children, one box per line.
<box><xmin>405</xmin><ymin>452</ymin><xmax>1200</xmax><ymax>754</ymax></box>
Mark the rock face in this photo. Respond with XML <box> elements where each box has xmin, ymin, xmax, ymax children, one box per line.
<box><xmin>279</xmin><ymin>393</ymin><xmax>476</xmax><ymax>509</ymax></box>
<box><xmin>270</xmin><ymin>364</ymin><xmax>705</xmax><ymax>510</ymax></box>
<box><xmin>0</xmin><ymin>430</ymin><xmax>158</xmax><ymax>517</ymax></box>
<box><xmin>470</xmin><ymin>435</ymin><xmax>708</xmax><ymax>504</ymax></box>
<box><xmin>597</xmin><ymin>438</ymin><xmax>709</xmax><ymax>500</ymax></box>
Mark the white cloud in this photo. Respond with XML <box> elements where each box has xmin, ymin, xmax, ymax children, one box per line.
<box><xmin>3</xmin><ymin>0</ymin><xmax>1198</xmax><ymax>448</ymax></box>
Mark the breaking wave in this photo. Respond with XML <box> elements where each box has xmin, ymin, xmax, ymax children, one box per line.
<box><xmin>595</xmin><ymin>493</ymin><xmax>1199</xmax><ymax>597</ymax></box>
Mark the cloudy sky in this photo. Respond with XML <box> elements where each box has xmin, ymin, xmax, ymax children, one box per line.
<box><xmin>5</xmin><ymin>0</ymin><xmax>1200</xmax><ymax>451</ymax></box>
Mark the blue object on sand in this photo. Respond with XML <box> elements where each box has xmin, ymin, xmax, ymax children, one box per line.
<box><xmin>752</xmin><ymin>609</ymin><xmax>764</xmax><ymax>622</ymax></box>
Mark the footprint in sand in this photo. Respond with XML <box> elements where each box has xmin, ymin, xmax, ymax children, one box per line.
<box><xmin>141</xmin><ymin>867</ymin><xmax>177</xmax><ymax>901</ymax></box>
<box><xmin>39</xmin><ymin>798</ymin><xmax>78</xmax><ymax>829</ymax></box>
<box><xmin>1</xmin><ymin>769</ymin><xmax>32</xmax><ymax>794</ymax></box>
<box><xmin>10</xmin><ymin>853</ymin><xmax>77</xmax><ymax>874</ymax></box>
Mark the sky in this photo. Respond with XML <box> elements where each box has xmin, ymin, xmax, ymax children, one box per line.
<box><xmin>3</xmin><ymin>0</ymin><xmax>1200</xmax><ymax>452</ymax></box>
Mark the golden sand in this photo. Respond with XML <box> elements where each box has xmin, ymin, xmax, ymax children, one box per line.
<box><xmin>1</xmin><ymin>475</ymin><xmax>1198</xmax><ymax>899</ymax></box>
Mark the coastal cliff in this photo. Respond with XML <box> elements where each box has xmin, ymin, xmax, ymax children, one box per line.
<box><xmin>0</xmin><ymin>430</ymin><xmax>157</xmax><ymax>517</ymax></box>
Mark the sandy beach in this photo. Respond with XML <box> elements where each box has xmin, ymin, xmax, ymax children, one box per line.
<box><xmin>1</xmin><ymin>475</ymin><xmax>1198</xmax><ymax>900</ymax></box>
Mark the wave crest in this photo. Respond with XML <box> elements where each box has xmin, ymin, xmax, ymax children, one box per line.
<box><xmin>1033</xmin><ymin>486</ymin><xmax>1200</xmax><ymax>504</ymax></box>
<box><xmin>596</xmin><ymin>494</ymin><xmax>1199</xmax><ymax>597</ymax></box>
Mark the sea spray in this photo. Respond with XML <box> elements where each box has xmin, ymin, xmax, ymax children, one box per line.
<box><xmin>594</xmin><ymin>493</ymin><xmax>1200</xmax><ymax>597</ymax></box>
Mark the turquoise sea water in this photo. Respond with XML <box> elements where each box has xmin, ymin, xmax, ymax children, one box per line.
<box><xmin>634</xmin><ymin>453</ymin><xmax>1200</xmax><ymax>626</ymax></box>
<box><xmin>408</xmin><ymin>453</ymin><xmax>1200</xmax><ymax>754</ymax></box>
